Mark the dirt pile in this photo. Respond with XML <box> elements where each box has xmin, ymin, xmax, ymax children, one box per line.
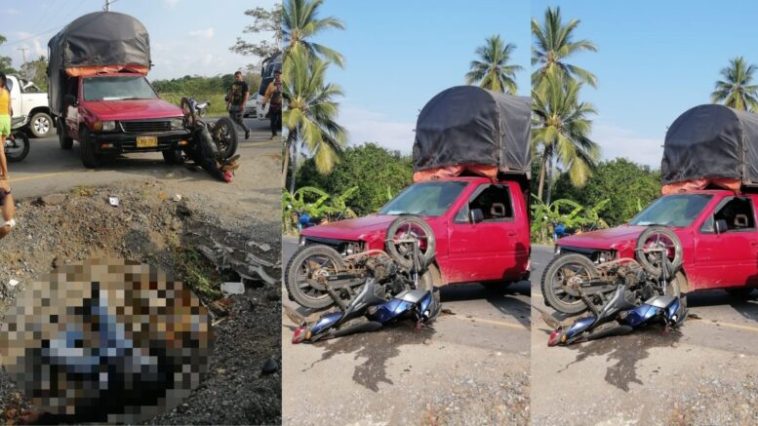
<box><xmin>0</xmin><ymin>180</ymin><xmax>281</xmax><ymax>425</ymax></box>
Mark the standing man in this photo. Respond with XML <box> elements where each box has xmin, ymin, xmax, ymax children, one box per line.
<box><xmin>226</xmin><ymin>71</ymin><xmax>250</xmax><ymax>140</ymax></box>
<box><xmin>0</xmin><ymin>73</ymin><xmax>16</xmax><ymax>239</ymax></box>
<box><xmin>262</xmin><ymin>69</ymin><xmax>282</xmax><ymax>139</ymax></box>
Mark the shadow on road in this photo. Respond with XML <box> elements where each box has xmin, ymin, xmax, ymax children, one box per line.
<box><xmin>557</xmin><ymin>327</ymin><xmax>683</xmax><ymax>392</ymax></box>
<box><xmin>687</xmin><ymin>288</ymin><xmax>758</xmax><ymax>322</ymax></box>
<box><xmin>439</xmin><ymin>281</ymin><xmax>531</xmax><ymax>330</ymax></box>
<box><xmin>305</xmin><ymin>324</ymin><xmax>437</xmax><ymax>392</ymax></box>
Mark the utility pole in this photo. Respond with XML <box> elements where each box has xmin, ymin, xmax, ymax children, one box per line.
<box><xmin>104</xmin><ymin>0</ymin><xmax>119</xmax><ymax>11</ymax></box>
<box><xmin>17</xmin><ymin>47</ymin><xmax>28</xmax><ymax>79</ymax></box>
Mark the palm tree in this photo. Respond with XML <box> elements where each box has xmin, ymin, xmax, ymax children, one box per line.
<box><xmin>711</xmin><ymin>56</ymin><xmax>758</xmax><ymax>111</ymax></box>
<box><xmin>283</xmin><ymin>50</ymin><xmax>347</xmax><ymax>193</ymax></box>
<box><xmin>283</xmin><ymin>0</ymin><xmax>346</xmax><ymax>67</ymax></box>
<box><xmin>532</xmin><ymin>6</ymin><xmax>597</xmax><ymax>87</ymax></box>
<box><xmin>532</xmin><ymin>73</ymin><xmax>600</xmax><ymax>203</ymax></box>
<box><xmin>465</xmin><ymin>35</ymin><xmax>522</xmax><ymax>94</ymax></box>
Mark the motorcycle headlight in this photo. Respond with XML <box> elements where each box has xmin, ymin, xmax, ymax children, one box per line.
<box><xmin>170</xmin><ymin>118</ymin><xmax>184</xmax><ymax>130</ymax></box>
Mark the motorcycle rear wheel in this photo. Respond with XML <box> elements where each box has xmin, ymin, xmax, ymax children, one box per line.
<box><xmin>5</xmin><ymin>132</ymin><xmax>30</xmax><ymax>162</ymax></box>
<box><xmin>385</xmin><ymin>215</ymin><xmax>436</xmax><ymax>270</ymax></box>
<box><xmin>635</xmin><ymin>226</ymin><xmax>683</xmax><ymax>276</ymax></box>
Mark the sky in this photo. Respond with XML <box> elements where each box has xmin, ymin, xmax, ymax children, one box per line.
<box><xmin>315</xmin><ymin>0</ymin><xmax>530</xmax><ymax>154</ymax></box>
<box><xmin>0</xmin><ymin>0</ymin><xmax>278</xmax><ymax>80</ymax></box>
<box><xmin>534</xmin><ymin>0</ymin><xmax>758</xmax><ymax>168</ymax></box>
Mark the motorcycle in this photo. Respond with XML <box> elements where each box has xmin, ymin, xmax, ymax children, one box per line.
<box><xmin>287</xmin><ymin>217</ymin><xmax>441</xmax><ymax>343</ymax></box>
<box><xmin>542</xmin><ymin>226</ymin><xmax>684</xmax><ymax>314</ymax></box>
<box><xmin>194</xmin><ymin>99</ymin><xmax>210</xmax><ymax>117</ymax></box>
<box><xmin>5</xmin><ymin>116</ymin><xmax>30</xmax><ymax>162</ymax></box>
<box><xmin>542</xmin><ymin>227</ymin><xmax>688</xmax><ymax>346</ymax></box>
<box><xmin>285</xmin><ymin>215</ymin><xmax>437</xmax><ymax>310</ymax></box>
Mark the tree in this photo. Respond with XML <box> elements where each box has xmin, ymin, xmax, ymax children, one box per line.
<box><xmin>553</xmin><ymin>158</ymin><xmax>661</xmax><ymax>226</ymax></box>
<box><xmin>711</xmin><ymin>56</ymin><xmax>758</xmax><ymax>111</ymax></box>
<box><xmin>531</xmin><ymin>73</ymin><xmax>600</xmax><ymax>203</ymax></box>
<box><xmin>20</xmin><ymin>56</ymin><xmax>48</xmax><ymax>90</ymax></box>
<box><xmin>0</xmin><ymin>35</ymin><xmax>17</xmax><ymax>75</ymax></box>
<box><xmin>465</xmin><ymin>35</ymin><xmax>522</xmax><ymax>94</ymax></box>
<box><xmin>283</xmin><ymin>0</ymin><xmax>345</xmax><ymax>67</ymax></box>
<box><xmin>297</xmin><ymin>143</ymin><xmax>414</xmax><ymax>216</ymax></box>
<box><xmin>230</xmin><ymin>5</ymin><xmax>284</xmax><ymax>59</ymax></box>
<box><xmin>532</xmin><ymin>6</ymin><xmax>597</xmax><ymax>87</ymax></box>
<box><xmin>283</xmin><ymin>50</ymin><xmax>347</xmax><ymax>192</ymax></box>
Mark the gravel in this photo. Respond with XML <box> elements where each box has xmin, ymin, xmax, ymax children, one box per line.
<box><xmin>0</xmin><ymin>180</ymin><xmax>281</xmax><ymax>425</ymax></box>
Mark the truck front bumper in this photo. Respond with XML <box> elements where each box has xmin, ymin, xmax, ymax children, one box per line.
<box><xmin>89</xmin><ymin>129</ymin><xmax>192</xmax><ymax>154</ymax></box>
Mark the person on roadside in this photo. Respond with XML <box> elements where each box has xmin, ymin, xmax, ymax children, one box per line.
<box><xmin>262</xmin><ymin>69</ymin><xmax>283</xmax><ymax>139</ymax></box>
<box><xmin>226</xmin><ymin>71</ymin><xmax>250</xmax><ymax>140</ymax></box>
<box><xmin>0</xmin><ymin>73</ymin><xmax>15</xmax><ymax>239</ymax></box>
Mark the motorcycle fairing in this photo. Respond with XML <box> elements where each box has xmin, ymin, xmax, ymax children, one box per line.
<box><xmin>368</xmin><ymin>298</ymin><xmax>415</xmax><ymax>323</ymax></box>
<box><xmin>564</xmin><ymin>316</ymin><xmax>596</xmax><ymax>340</ymax></box>
<box><xmin>309</xmin><ymin>312</ymin><xmax>343</xmax><ymax>335</ymax></box>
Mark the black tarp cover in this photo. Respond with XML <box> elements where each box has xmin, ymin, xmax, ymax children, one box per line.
<box><xmin>412</xmin><ymin>86</ymin><xmax>531</xmax><ymax>176</ymax></box>
<box><xmin>661</xmin><ymin>104</ymin><xmax>758</xmax><ymax>186</ymax></box>
<box><xmin>47</xmin><ymin>12</ymin><xmax>150</xmax><ymax>115</ymax></box>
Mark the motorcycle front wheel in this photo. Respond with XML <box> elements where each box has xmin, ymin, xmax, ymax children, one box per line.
<box><xmin>285</xmin><ymin>244</ymin><xmax>348</xmax><ymax>309</ymax></box>
<box><xmin>541</xmin><ymin>253</ymin><xmax>604</xmax><ymax>314</ymax></box>
<box><xmin>212</xmin><ymin>117</ymin><xmax>239</xmax><ymax>159</ymax></box>
<box><xmin>5</xmin><ymin>132</ymin><xmax>30</xmax><ymax>162</ymax></box>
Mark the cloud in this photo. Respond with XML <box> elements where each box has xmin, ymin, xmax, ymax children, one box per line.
<box><xmin>189</xmin><ymin>27</ymin><xmax>214</xmax><ymax>39</ymax></box>
<box><xmin>164</xmin><ymin>0</ymin><xmax>180</xmax><ymax>8</ymax></box>
<box><xmin>590</xmin><ymin>122</ymin><xmax>664</xmax><ymax>169</ymax></box>
<box><xmin>338</xmin><ymin>105</ymin><xmax>416</xmax><ymax>153</ymax></box>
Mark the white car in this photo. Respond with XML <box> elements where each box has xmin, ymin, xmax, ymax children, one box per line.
<box><xmin>243</xmin><ymin>97</ymin><xmax>257</xmax><ymax>118</ymax></box>
<box><xmin>7</xmin><ymin>75</ymin><xmax>53</xmax><ymax>138</ymax></box>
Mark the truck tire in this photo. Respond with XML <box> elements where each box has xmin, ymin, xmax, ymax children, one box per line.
<box><xmin>162</xmin><ymin>149</ymin><xmax>185</xmax><ymax>164</ymax></box>
<box><xmin>79</xmin><ymin>128</ymin><xmax>101</xmax><ymax>168</ymax></box>
<box><xmin>29</xmin><ymin>111</ymin><xmax>53</xmax><ymax>138</ymax></box>
<box><xmin>285</xmin><ymin>244</ymin><xmax>347</xmax><ymax>309</ymax></box>
<box><xmin>58</xmin><ymin>118</ymin><xmax>73</xmax><ymax>150</ymax></box>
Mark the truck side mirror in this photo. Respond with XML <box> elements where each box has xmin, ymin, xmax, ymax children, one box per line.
<box><xmin>64</xmin><ymin>94</ymin><xmax>77</xmax><ymax>107</ymax></box>
<box><xmin>715</xmin><ymin>219</ymin><xmax>728</xmax><ymax>234</ymax></box>
<box><xmin>469</xmin><ymin>208</ymin><xmax>484</xmax><ymax>224</ymax></box>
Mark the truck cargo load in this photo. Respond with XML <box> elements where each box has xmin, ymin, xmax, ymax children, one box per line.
<box><xmin>47</xmin><ymin>11</ymin><xmax>150</xmax><ymax>115</ymax></box>
<box><xmin>412</xmin><ymin>86</ymin><xmax>530</xmax><ymax>182</ymax></box>
<box><xmin>661</xmin><ymin>104</ymin><xmax>758</xmax><ymax>194</ymax></box>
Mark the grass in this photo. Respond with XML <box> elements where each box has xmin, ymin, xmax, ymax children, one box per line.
<box><xmin>159</xmin><ymin>92</ymin><xmax>229</xmax><ymax>115</ymax></box>
<box><xmin>71</xmin><ymin>185</ymin><xmax>95</xmax><ymax>197</ymax></box>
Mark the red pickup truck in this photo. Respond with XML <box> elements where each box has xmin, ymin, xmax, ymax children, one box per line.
<box><xmin>545</xmin><ymin>189</ymin><xmax>758</xmax><ymax>313</ymax></box>
<box><xmin>288</xmin><ymin>176</ymin><xmax>531</xmax><ymax>308</ymax></box>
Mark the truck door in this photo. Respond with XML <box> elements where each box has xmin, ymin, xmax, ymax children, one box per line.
<box><xmin>446</xmin><ymin>183</ymin><xmax>522</xmax><ymax>283</ymax></box>
<box><xmin>691</xmin><ymin>196</ymin><xmax>758</xmax><ymax>289</ymax></box>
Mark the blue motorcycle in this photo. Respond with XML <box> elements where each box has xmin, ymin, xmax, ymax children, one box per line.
<box><xmin>544</xmin><ymin>226</ymin><xmax>688</xmax><ymax>346</ymax></box>
<box><xmin>288</xmin><ymin>216</ymin><xmax>441</xmax><ymax>344</ymax></box>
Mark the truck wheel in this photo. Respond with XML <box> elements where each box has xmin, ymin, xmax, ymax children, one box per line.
<box><xmin>541</xmin><ymin>253</ymin><xmax>600</xmax><ymax>314</ymax></box>
<box><xmin>162</xmin><ymin>149</ymin><xmax>185</xmax><ymax>164</ymax></box>
<box><xmin>29</xmin><ymin>112</ymin><xmax>53</xmax><ymax>138</ymax></box>
<box><xmin>79</xmin><ymin>128</ymin><xmax>101</xmax><ymax>168</ymax></box>
<box><xmin>58</xmin><ymin>118</ymin><xmax>73</xmax><ymax>150</ymax></box>
<box><xmin>726</xmin><ymin>287</ymin><xmax>755</xmax><ymax>300</ymax></box>
<box><xmin>285</xmin><ymin>245</ymin><xmax>347</xmax><ymax>309</ymax></box>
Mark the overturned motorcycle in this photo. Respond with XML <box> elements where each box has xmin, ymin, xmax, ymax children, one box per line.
<box><xmin>179</xmin><ymin>97</ymin><xmax>239</xmax><ymax>182</ymax></box>
<box><xmin>542</xmin><ymin>227</ymin><xmax>688</xmax><ymax>346</ymax></box>
<box><xmin>286</xmin><ymin>216</ymin><xmax>441</xmax><ymax>343</ymax></box>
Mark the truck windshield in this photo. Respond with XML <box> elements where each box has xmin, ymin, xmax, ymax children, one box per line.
<box><xmin>630</xmin><ymin>194</ymin><xmax>713</xmax><ymax>227</ymax></box>
<box><xmin>379</xmin><ymin>181</ymin><xmax>468</xmax><ymax>217</ymax></box>
<box><xmin>83</xmin><ymin>76</ymin><xmax>158</xmax><ymax>101</ymax></box>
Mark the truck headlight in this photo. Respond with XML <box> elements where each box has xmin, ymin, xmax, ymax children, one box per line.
<box><xmin>92</xmin><ymin>121</ymin><xmax>116</xmax><ymax>132</ymax></box>
<box><xmin>554</xmin><ymin>245</ymin><xmax>561</xmax><ymax>255</ymax></box>
<box><xmin>298</xmin><ymin>236</ymin><xmax>306</xmax><ymax>246</ymax></box>
<box><xmin>170</xmin><ymin>118</ymin><xmax>184</xmax><ymax>129</ymax></box>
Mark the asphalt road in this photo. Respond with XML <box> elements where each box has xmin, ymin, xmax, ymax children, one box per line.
<box><xmin>282</xmin><ymin>237</ymin><xmax>532</xmax><ymax>425</ymax></box>
<box><xmin>9</xmin><ymin>117</ymin><xmax>280</xmax><ymax>206</ymax></box>
<box><xmin>530</xmin><ymin>245</ymin><xmax>758</xmax><ymax>425</ymax></box>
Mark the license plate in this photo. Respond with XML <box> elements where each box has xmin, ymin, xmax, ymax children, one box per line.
<box><xmin>136</xmin><ymin>136</ymin><xmax>158</xmax><ymax>148</ymax></box>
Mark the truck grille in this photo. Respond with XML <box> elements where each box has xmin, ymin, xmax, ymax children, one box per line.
<box><xmin>120</xmin><ymin>120</ymin><xmax>171</xmax><ymax>133</ymax></box>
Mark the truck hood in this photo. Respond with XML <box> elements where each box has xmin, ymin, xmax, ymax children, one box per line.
<box><xmin>301</xmin><ymin>215</ymin><xmax>401</xmax><ymax>241</ymax></box>
<box><xmin>80</xmin><ymin>99</ymin><xmax>183</xmax><ymax>120</ymax></box>
<box><xmin>557</xmin><ymin>225</ymin><xmax>647</xmax><ymax>250</ymax></box>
